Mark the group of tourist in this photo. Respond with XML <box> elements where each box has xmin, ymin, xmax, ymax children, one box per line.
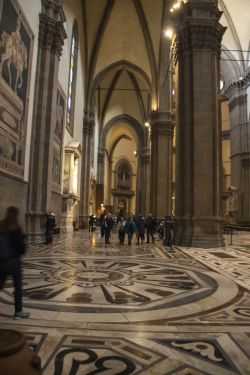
<box><xmin>96</xmin><ymin>211</ymin><xmax>175</xmax><ymax>246</ymax></box>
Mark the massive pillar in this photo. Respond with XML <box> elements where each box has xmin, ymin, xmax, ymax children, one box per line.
<box><xmin>96</xmin><ymin>147</ymin><xmax>105</xmax><ymax>215</ymax></box>
<box><xmin>150</xmin><ymin>111</ymin><xmax>174</xmax><ymax>218</ymax></box>
<box><xmin>136</xmin><ymin>147</ymin><xmax>150</xmax><ymax>215</ymax></box>
<box><xmin>79</xmin><ymin>112</ymin><xmax>94</xmax><ymax>227</ymax></box>
<box><xmin>174</xmin><ymin>0</ymin><xmax>225</xmax><ymax>247</ymax></box>
<box><xmin>150</xmin><ymin>2</ymin><xmax>174</xmax><ymax>219</ymax></box>
<box><xmin>225</xmin><ymin>83</ymin><xmax>250</xmax><ymax>222</ymax></box>
<box><xmin>27</xmin><ymin>0</ymin><xmax>66</xmax><ymax>238</ymax></box>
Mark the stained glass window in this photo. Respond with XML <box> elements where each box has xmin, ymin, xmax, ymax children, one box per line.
<box><xmin>66</xmin><ymin>21</ymin><xmax>78</xmax><ymax>135</ymax></box>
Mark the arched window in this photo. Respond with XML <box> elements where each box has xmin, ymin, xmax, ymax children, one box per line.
<box><xmin>66</xmin><ymin>20</ymin><xmax>78</xmax><ymax>135</ymax></box>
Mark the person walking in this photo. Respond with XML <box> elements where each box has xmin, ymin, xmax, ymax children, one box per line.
<box><xmin>146</xmin><ymin>213</ymin><xmax>156</xmax><ymax>243</ymax></box>
<box><xmin>99</xmin><ymin>210</ymin><xmax>106</xmax><ymax>239</ymax></box>
<box><xmin>135</xmin><ymin>214</ymin><xmax>145</xmax><ymax>245</ymax></box>
<box><xmin>45</xmin><ymin>212</ymin><xmax>56</xmax><ymax>244</ymax></box>
<box><xmin>88</xmin><ymin>215</ymin><xmax>94</xmax><ymax>234</ymax></box>
<box><xmin>0</xmin><ymin>206</ymin><xmax>30</xmax><ymax>319</ymax></box>
<box><xmin>164</xmin><ymin>216</ymin><xmax>174</xmax><ymax>251</ymax></box>
<box><xmin>117</xmin><ymin>217</ymin><xmax>126</xmax><ymax>245</ymax></box>
<box><xmin>104</xmin><ymin>213</ymin><xmax>113</xmax><ymax>244</ymax></box>
<box><xmin>112</xmin><ymin>215</ymin><xmax>118</xmax><ymax>233</ymax></box>
<box><xmin>124</xmin><ymin>217</ymin><xmax>136</xmax><ymax>246</ymax></box>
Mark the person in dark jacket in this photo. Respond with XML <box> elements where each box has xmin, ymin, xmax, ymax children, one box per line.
<box><xmin>146</xmin><ymin>213</ymin><xmax>156</xmax><ymax>243</ymax></box>
<box><xmin>99</xmin><ymin>210</ymin><xmax>107</xmax><ymax>238</ymax></box>
<box><xmin>164</xmin><ymin>216</ymin><xmax>174</xmax><ymax>250</ymax></box>
<box><xmin>0</xmin><ymin>206</ymin><xmax>30</xmax><ymax>319</ymax></box>
<box><xmin>135</xmin><ymin>214</ymin><xmax>145</xmax><ymax>245</ymax></box>
<box><xmin>124</xmin><ymin>217</ymin><xmax>136</xmax><ymax>246</ymax></box>
<box><xmin>104</xmin><ymin>213</ymin><xmax>113</xmax><ymax>244</ymax></box>
<box><xmin>45</xmin><ymin>212</ymin><xmax>56</xmax><ymax>244</ymax></box>
<box><xmin>89</xmin><ymin>215</ymin><xmax>95</xmax><ymax>234</ymax></box>
<box><xmin>117</xmin><ymin>217</ymin><xmax>126</xmax><ymax>245</ymax></box>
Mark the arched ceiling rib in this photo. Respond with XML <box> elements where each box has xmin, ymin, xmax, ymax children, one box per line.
<box><xmin>93</xmin><ymin>64</ymin><xmax>151</xmax><ymax>138</ymax></box>
<box><xmin>83</xmin><ymin>0</ymin><xmax>165</xmax><ymax>111</ymax></box>
<box><xmin>219</xmin><ymin>0</ymin><xmax>250</xmax><ymax>76</ymax></box>
<box><xmin>101</xmin><ymin>114</ymin><xmax>146</xmax><ymax>151</ymax></box>
<box><xmin>94</xmin><ymin>0</ymin><xmax>152</xmax><ymax>80</ymax></box>
<box><xmin>82</xmin><ymin>0</ymin><xmax>250</xmax><ymax>113</ymax></box>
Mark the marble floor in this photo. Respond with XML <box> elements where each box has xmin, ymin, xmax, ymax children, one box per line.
<box><xmin>0</xmin><ymin>230</ymin><xmax>250</xmax><ymax>374</ymax></box>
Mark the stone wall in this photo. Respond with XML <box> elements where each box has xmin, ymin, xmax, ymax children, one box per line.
<box><xmin>0</xmin><ymin>172</ymin><xmax>28</xmax><ymax>226</ymax></box>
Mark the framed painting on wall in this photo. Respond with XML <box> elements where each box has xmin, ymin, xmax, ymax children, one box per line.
<box><xmin>0</xmin><ymin>0</ymin><xmax>33</xmax><ymax>178</ymax></box>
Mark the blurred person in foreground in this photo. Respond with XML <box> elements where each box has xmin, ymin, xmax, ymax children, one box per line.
<box><xmin>0</xmin><ymin>206</ymin><xmax>30</xmax><ymax>319</ymax></box>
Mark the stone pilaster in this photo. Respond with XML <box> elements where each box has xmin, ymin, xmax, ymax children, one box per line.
<box><xmin>26</xmin><ymin>0</ymin><xmax>66</xmax><ymax>238</ymax></box>
<box><xmin>173</xmin><ymin>0</ymin><xmax>225</xmax><ymax>247</ymax></box>
<box><xmin>225</xmin><ymin>81</ymin><xmax>250</xmax><ymax>222</ymax></box>
<box><xmin>150</xmin><ymin>111</ymin><xmax>174</xmax><ymax>218</ymax></box>
<box><xmin>95</xmin><ymin>147</ymin><xmax>105</xmax><ymax>215</ymax></box>
<box><xmin>136</xmin><ymin>147</ymin><xmax>150</xmax><ymax>215</ymax></box>
<box><xmin>79</xmin><ymin>112</ymin><xmax>94</xmax><ymax>227</ymax></box>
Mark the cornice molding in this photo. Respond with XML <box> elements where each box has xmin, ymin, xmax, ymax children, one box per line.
<box><xmin>224</xmin><ymin>66</ymin><xmax>250</xmax><ymax>99</ymax></box>
<box><xmin>38</xmin><ymin>13</ymin><xmax>66</xmax><ymax>57</ymax></box>
<box><xmin>228</xmin><ymin>94</ymin><xmax>247</xmax><ymax>112</ymax></box>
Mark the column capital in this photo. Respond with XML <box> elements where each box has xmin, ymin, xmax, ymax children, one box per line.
<box><xmin>138</xmin><ymin>147</ymin><xmax>150</xmax><ymax>164</ymax></box>
<box><xmin>38</xmin><ymin>13</ymin><xmax>66</xmax><ymax>57</ymax></box>
<box><xmin>150</xmin><ymin>111</ymin><xmax>174</xmax><ymax>137</ymax></box>
<box><xmin>224</xmin><ymin>68</ymin><xmax>250</xmax><ymax>99</ymax></box>
<box><xmin>172</xmin><ymin>1</ymin><xmax>226</xmax><ymax>62</ymax></box>
<box><xmin>228</xmin><ymin>94</ymin><xmax>247</xmax><ymax>112</ymax></box>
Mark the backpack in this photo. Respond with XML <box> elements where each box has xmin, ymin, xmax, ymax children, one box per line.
<box><xmin>0</xmin><ymin>225</ymin><xmax>13</xmax><ymax>260</ymax></box>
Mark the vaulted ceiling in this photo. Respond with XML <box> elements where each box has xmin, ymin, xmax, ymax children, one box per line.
<box><xmin>80</xmin><ymin>0</ymin><xmax>250</xmax><ymax>134</ymax></box>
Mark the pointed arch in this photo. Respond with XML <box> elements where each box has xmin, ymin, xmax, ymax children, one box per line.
<box><xmin>101</xmin><ymin>114</ymin><xmax>146</xmax><ymax>150</ymax></box>
<box><xmin>89</xmin><ymin>60</ymin><xmax>152</xmax><ymax>112</ymax></box>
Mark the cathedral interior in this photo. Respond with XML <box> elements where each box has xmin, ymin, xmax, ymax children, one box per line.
<box><xmin>0</xmin><ymin>0</ymin><xmax>250</xmax><ymax>373</ymax></box>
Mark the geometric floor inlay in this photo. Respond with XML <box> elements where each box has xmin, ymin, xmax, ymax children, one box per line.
<box><xmin>1</xmin><ymin>230</ymin><xmax>250</xmax><ymax>374</ymax></box>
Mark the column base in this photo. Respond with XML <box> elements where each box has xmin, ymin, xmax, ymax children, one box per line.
<box><xmin>26</xmin><ymin>212</ymin><xmax>46</xmax><ymax>242</ymax></box>
<box><xmin>60</xmin><ymin>217</ymin><xmax>74</xmax><ymax>233</ymax></box>
<box><xmin>79</xmin><ymin>215</ymin><xmax>88</xmax><ymax>229</ymax></box>
<box><xmin>176</xmin><ymin>217</ymin><xmax>225</xmax><ymax>248</ymax></box>
<box><xmin>175</xmin><ymin>217</ymin><xmax>193</xmax><ymax>246</ymax></box>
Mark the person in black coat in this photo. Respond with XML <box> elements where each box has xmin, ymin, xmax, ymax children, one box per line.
<box><xmin>146</xmin><ymin>213</ymin><xmax>156</xmax><ymax>243</ymax></box>
<box><xmin>135</xmin><ymin>214</ymin><xmax>145</xmax><ymax>245</ymax></box>
<box><xmin>104</xmin><ymin>213</ymin><xmax>113</xmax><ymax>244</ymax></box>
<box><xmin>45</xmin><ymin>212</ymin><xmax>56</xmax><ymax>244</ymax></box>
<box><xmin>124</xmin><ymin>217</ymin><xmax>136</xmax><ymax>246</ymax></box>
<box><xmin>0</xmin><ymin>206</ymin><xmax>30</xmax><ymax>319</ymax></box>
<box><xmin>164</xmin><ymin>216</ymin><xmax>174</xmax><ymax>250</ymax></box>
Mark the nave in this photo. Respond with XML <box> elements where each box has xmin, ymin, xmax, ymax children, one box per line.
<box><xmin>0</xmin><ymin>231</ymin><xmax>250</xmax><ymax>374</ymax></box>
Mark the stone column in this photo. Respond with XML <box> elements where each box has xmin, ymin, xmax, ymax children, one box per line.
<box><xmin>96</xmin><ymin>148</ymin><xmax>105</xmax><ymax>215</ymax></box>
<box><xmin>26</xmin><ymin>0</ymin><xmax>66</xmax><ymax>238</ymax></box>
<box><xmin>137</xmin><ymin>147</ymin><xmax>150</xmax><ymax>215</ymax></box>
<box><xmin>150</xmin><ymin>111</ymin><xmax>174</xmax><ymax>218</ymax></box>
<box><xmin>173</xmin><ymin>0</ymin><xmax>225</xmax><ymax>247</ymax></box>
<box><xmin>107</xmin><ymin>159</ymin><xmax>113</xmax><ymax>211</ymax></box>
<box><xmin>225</xmin><ymin>83</ymin><xmax>250</xmax><ymax>222</ymax></box>
<box><xmin>79</xmin><ymin>112</ymin><xmax>94</xmax><ymax>227</ymax></box>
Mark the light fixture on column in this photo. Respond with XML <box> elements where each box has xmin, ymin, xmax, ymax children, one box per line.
<box><xmin>145</xmin><ymin>122</ymin><xmax>150</xmax><ymax>128</ymax></box>
<box><xmin>170</xmin><ymin>1</ymin><xmax>181</xmax><ymax>13</ymax></box>
<box><xmin>133</xmin><ymin>150</ymin><xmax>137</xmax><ymax>157</ymax></box>
<box><xmin>173</xmin><ymin>2</ymin><xmax>180</xmax><ymax>10</ymax></box>
<box><xmin>165</xmin><ymin>29</ymin><xmax>173</xmax><ymax>39</ymax></box>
